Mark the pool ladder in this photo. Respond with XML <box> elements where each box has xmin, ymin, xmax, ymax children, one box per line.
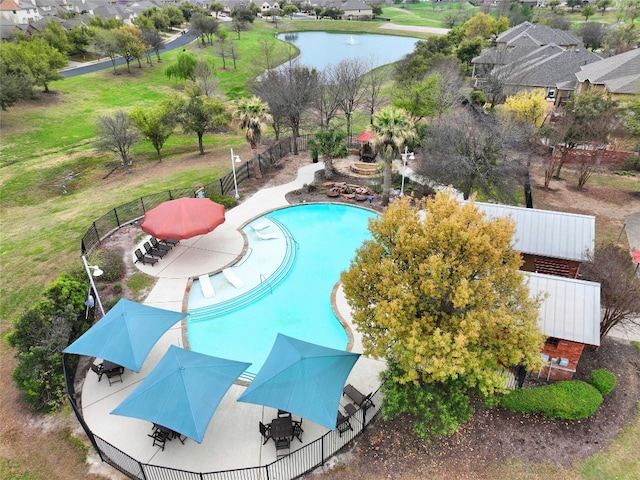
<box><xmin>259</xmin><ymin>273</ymin><xmax>273</xmax><ymax>295</ymax></box>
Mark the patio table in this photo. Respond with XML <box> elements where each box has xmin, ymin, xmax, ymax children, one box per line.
<box><xmin>270</xmin><ymin>416</ymin><xmax>293</xmax><ymax>441</ymax></box>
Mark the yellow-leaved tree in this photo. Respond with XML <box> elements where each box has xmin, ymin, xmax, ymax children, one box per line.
<box><xmin>503</xmin><ymin>89</ymin><xmax>548</xmax><ymax>128</ymax></box>
<box><xmin>341</xmin><ymin>192</ymin><xmax>544</xmax><ymax>438</ymax></box>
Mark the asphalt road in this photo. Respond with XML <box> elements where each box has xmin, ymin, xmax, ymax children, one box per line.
<box><xmin>60</xmin><ymin>31</ymin><xmax>198</xmax><ymax>78</ymax></box>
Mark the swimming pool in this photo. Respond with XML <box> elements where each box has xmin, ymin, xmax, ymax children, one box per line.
<box><xmin>187</xmin><ymin>204</ymin><xmax>376</xmax><ymax>377</ymax></box>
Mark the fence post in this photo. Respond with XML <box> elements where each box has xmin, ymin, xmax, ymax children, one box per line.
<box><xmin>113</xmin><ymin>207</ymin><xmax>120</xmax><ymax>228</ymax></box>
<box><xmin>141</xmin><ymin>197</ymin><xmax>146</xmax><ymax>213</ymax></box>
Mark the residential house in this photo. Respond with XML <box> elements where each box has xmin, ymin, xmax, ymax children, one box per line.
<box><xmin>472</xmin><ymin>21</ymin><xmax>602</xmax><ymax>102</ymax></box>
<box><xmin>338</xmin><ymin>0</ymin><xmax>372</xmax><ymax>20</ymax></box>
<box><xmin>0</xmin><ymin>0</ymin><xmax>41</xmax><ymax>24</ymax></box>
<box><xmin>572</xmin><ymin>48</ymin><xmax>640</xmax><ymax>101</ymax></box>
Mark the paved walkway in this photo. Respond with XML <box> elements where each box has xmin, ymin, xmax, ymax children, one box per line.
<box><xmin>83</xmin><ymin>162</ymin><xmax>386</xmax><ymax>475</ymax></box>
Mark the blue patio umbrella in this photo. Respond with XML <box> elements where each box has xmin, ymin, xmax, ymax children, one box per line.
<box><xmin>111</xmin><ymin>345</ymin><xmax>250</xmax><ymax>443</ymax></box>
<box><xmin>237</xmin><ymin>334</ymin><xmax>360</xmax><ymax>430</ymax></box>
<box><xmin>63</xmin><ymin>298</ymin><xmax>185</xmax><ymax>372</ymax></box>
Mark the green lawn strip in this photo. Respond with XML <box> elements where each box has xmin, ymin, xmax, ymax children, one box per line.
<box><xmin>384</xmin><ymin>4</ymin><xmax>477</xmax><ymax>26</ymax></box>
<box><xmin>579</xmin><ymin>406</ymin><xmax>640</xmax><ymax>480</ymax></box>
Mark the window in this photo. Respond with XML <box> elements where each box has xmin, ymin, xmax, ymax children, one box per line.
<box><xmin>545</xmin><ymin>337</ymin><xmax>559</xmax><ymax>347</ymax></box>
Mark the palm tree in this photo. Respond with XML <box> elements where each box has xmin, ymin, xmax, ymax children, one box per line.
<box><xmin>368</xmin><ymin>106</ymin><xmax>416</xmax><ymax>206</ymax></box>
<box><xmin>235</xmin><ymin>96</ymin><xmax>272</xmax><ymax>180</ymax></box>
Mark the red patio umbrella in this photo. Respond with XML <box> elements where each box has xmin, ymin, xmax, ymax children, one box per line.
<box><xmin>141</xmin><ymin>198</ymin><xmax>226</xmax><ymax>241</ymax></box>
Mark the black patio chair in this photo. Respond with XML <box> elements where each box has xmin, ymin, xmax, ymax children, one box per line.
<box><xmin>259</xmin><ymin>421</ymin><xmax>272</xmax><ymax>445</ymax></box>
<box><xmin>105</xmin><ymin>366</ymin><xmax>124</xmax><ymax>386</ymax></box>
<box><xmin>336</xmin><ymin>411</ymin><xmax>352</xmax><ymax>437</ymax></box>
<box><xmin>90</xmin><ymin>363</ymin><xmax>104</xmax><ymax>382</ymax></box>
<box><xmin>275</xmin><ymin>437</ymin><xmax>290</xmax><ymax>458</ymax></box>
<box><xmin>149</xmin><ymin>428</ymin><xmax>170</xmax><ymax>450</ymax></box>
<box><xmin>134</xmin><ymin>248</ymin><xmax>158</xmax><ymax>266</ymax></box>
<box><xmin>277</xmin><ymin>409</ymin><xmax>291</xmax><ymax>418</ymax></box>
<box><xmin>144</xmin><ymin>241</ymin><xmax>170</xmax><ymax>258</ymax></box>
<box><xmin>150</xmin><ymin>237</ymin><xmax>172</xmax><ymax>252</ymax></box>
<box><xmin>159</xmin><ymin>238</ymin><xmax>179</xmax><ymax>247</ymax></box>
<box><xmin>293</xmin><ymin>418</ymin><xmax>304</xmax><ymax>442</ymax></box>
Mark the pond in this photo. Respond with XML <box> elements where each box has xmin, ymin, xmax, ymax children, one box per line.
<box><xmin>276</xmin><ymin>31</ymin><xmax>418</xmax><ymax>71</ymax></box>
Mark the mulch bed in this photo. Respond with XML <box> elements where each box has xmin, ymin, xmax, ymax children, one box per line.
<box><xmin>306</xmin><ymin>339</ymin><xmax>639</xmax><ymax>480</ymax></box>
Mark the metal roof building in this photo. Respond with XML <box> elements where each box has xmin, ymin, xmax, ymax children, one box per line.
<box><xmin>474</xmin><ymin>202</ymin><xmax>595</xmax><ymax>262</ymax></box>
<box><xmin>526</xmin><ymin>272</ymin><xmax>601</xmax><ymax>346</ymax></box>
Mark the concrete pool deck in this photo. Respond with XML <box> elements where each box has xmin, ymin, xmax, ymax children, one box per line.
<box><xmin>83</xmin><ymin>162</ymin><xmax>386</xmax><ymax>475</ymax></box>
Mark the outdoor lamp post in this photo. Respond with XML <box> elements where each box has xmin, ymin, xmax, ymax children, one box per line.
<box><xmin>82</xmin><ymin>255</ymin><xmax>105</xmax><ymax>316</ymax></box>
<box><xmin>400</xmin><ymin>146</ymin><xmax>415</xmax><ymax>197</ymax></box>
<box><xmin>230</xmin><ymin>148</ymin><xmax>242</xmax><ymax>200</ymax></box>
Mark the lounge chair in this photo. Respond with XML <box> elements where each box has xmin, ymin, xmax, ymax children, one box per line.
<box><xmin>198</xmin><ymin>274</ymin><xmax>215</xmax><ymax>299</ymax></box>
<box><xmin>223</xmin><ymin>268</ymin><xmax>245</xmax><ymax>289</ymax></box>
<box><xmin>144</xmin><ymin>241</ymin><xmax>170</xmax><ymax>258</ymax></box>
<box><xmin>134</xmin><ymin>248</ymin><xmax>158</xmax><ymax>266</ymax></box>
<box><xmin>159</xmin><ymin>238</ymin><xmax>179</xmax><ymax>247</ymax></box>
<box><xmin>343</xmin><ymin>384</ymin><xmax>374</xmax><ymax>409</ymax></box>
<box><xmin>256</xmin><ymin>231</ymin><xmax>279</xmax><ymax>240</ymax></box>
<box><xmin>150</xmin><ymin>237</ymin><xmax>172</xmax><ymax>251</ymax></box>
<box><xmin>336</xmin><ymin>411</ymin><xmax>353</xmax><ymax>437</ymax></box>
<box><xmin>252</xmin><ymin>222</ymin><xmax>270</xmax><ymax>231</ymax></box>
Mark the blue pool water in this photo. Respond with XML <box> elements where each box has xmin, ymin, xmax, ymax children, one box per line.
<box><xmin>187</xmin><ymin>204</ymin><xmax>376</xmax><ymax>377</ymax></box>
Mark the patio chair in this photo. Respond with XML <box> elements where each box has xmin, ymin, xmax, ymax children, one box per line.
<box><xmin>149</xmin><ymin>428</ymin><xmax>170</xmax><ymax>450</ymax></box>
<box><xmin>90</xmin><ymin>363</ymin><xmax>104</xmax><ymax>382</ymax></box>
<box><xmin>144</xmin><ymin>241</ymin><xmax>170</xmax><ymax>258</ymax></box>
<box><xmin>343</xmin><ymin>383</ymin><xmax>374</xmax><ymax>409</ymax></box>
<box><xmin>336</xmin><ymin>411</ymin><xmax>353</xmax><ymax>437</ymax></box>
<box><xmin>277</xmin><ymin>409</ymin><xmax>291</xmax><ymax>418</ymax></box>
<box><xmin>293</xmin><ymin>418</ymin><xmax>304</xmax><ymax>442</ymax></box>
<box><xmin>275</xmin><ymin>437</ymin><xmax>290</xmax><ymax>458</ymax></box>
<box><xmin>134</xmin><ymin>248</ymin><xmax>158</xmax><ymax>266</ymax></box>
<box><xmin>105</xmin><ymin>366</ymin><xmax>124</xmax><ymax>386</ymax></box>
<box><xmin>150</xmin><ymin>237</ymin><xmax>172</xmax><ymax>252</ymax></box>
<box><xmin>259</xmin><ymin>421</ymin><xmax>272</xmax><ymax>445</ymax></box>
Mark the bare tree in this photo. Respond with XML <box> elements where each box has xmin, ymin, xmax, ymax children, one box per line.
<box><xmin>363</xmin><ymin>66</ymin><xmax>387</xmax><ymax>125</ymax></box>
<box><xmin>329</xmin><ymin>57</ymin><xmax>369</xmax><ymax>141</ymax></box>
<box><xmin>580</xmin><ymin>244</ymin><xmax>640</xmax><ymax>340</ymax></box>
<box><xmin>258</xmin><ymin>38</ymin><xmax>277</xmax><ymax>71</ymax></box>
<box><xmin>193</xmin><ymin>60</ymin><xmax>217</xmax><ymax>97</ymax></box>
<box><xmin>314</xmin><ymin>68</ymin><xmax>342</xmax><ymax>129</ymax></box>
<box><xmin>429</xmin><ymin>57</ymin><xmax>465</xmax><ymax>119</ymax></box>
<box><xmin>252</xmin><ymin>62</ymin><xmax>318</xmax><ymax>154</ymax></box>
<box><xmin>417</xmin><ymin>107</ymin><xmax>527</xmax><ymax>201</ymax></box>
<box><xmin>548</xmin><ymin>91</ymin><xmax>620</xmax><ymax>179</ymax></box>
<box><xmin>96</xmin><ymin>110</ymin><xmax>139</xmax><ymax>173</ymax></box>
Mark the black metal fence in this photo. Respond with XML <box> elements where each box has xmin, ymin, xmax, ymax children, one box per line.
<box><xmin>80</xmin><ymin>135</ymin><xmax>310</xmax><ymax>255</ymax></box>
<box><xmin>63</xmin><ymin>353</ymin><xmax>381</xmax><ymax>480</ymax></box>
